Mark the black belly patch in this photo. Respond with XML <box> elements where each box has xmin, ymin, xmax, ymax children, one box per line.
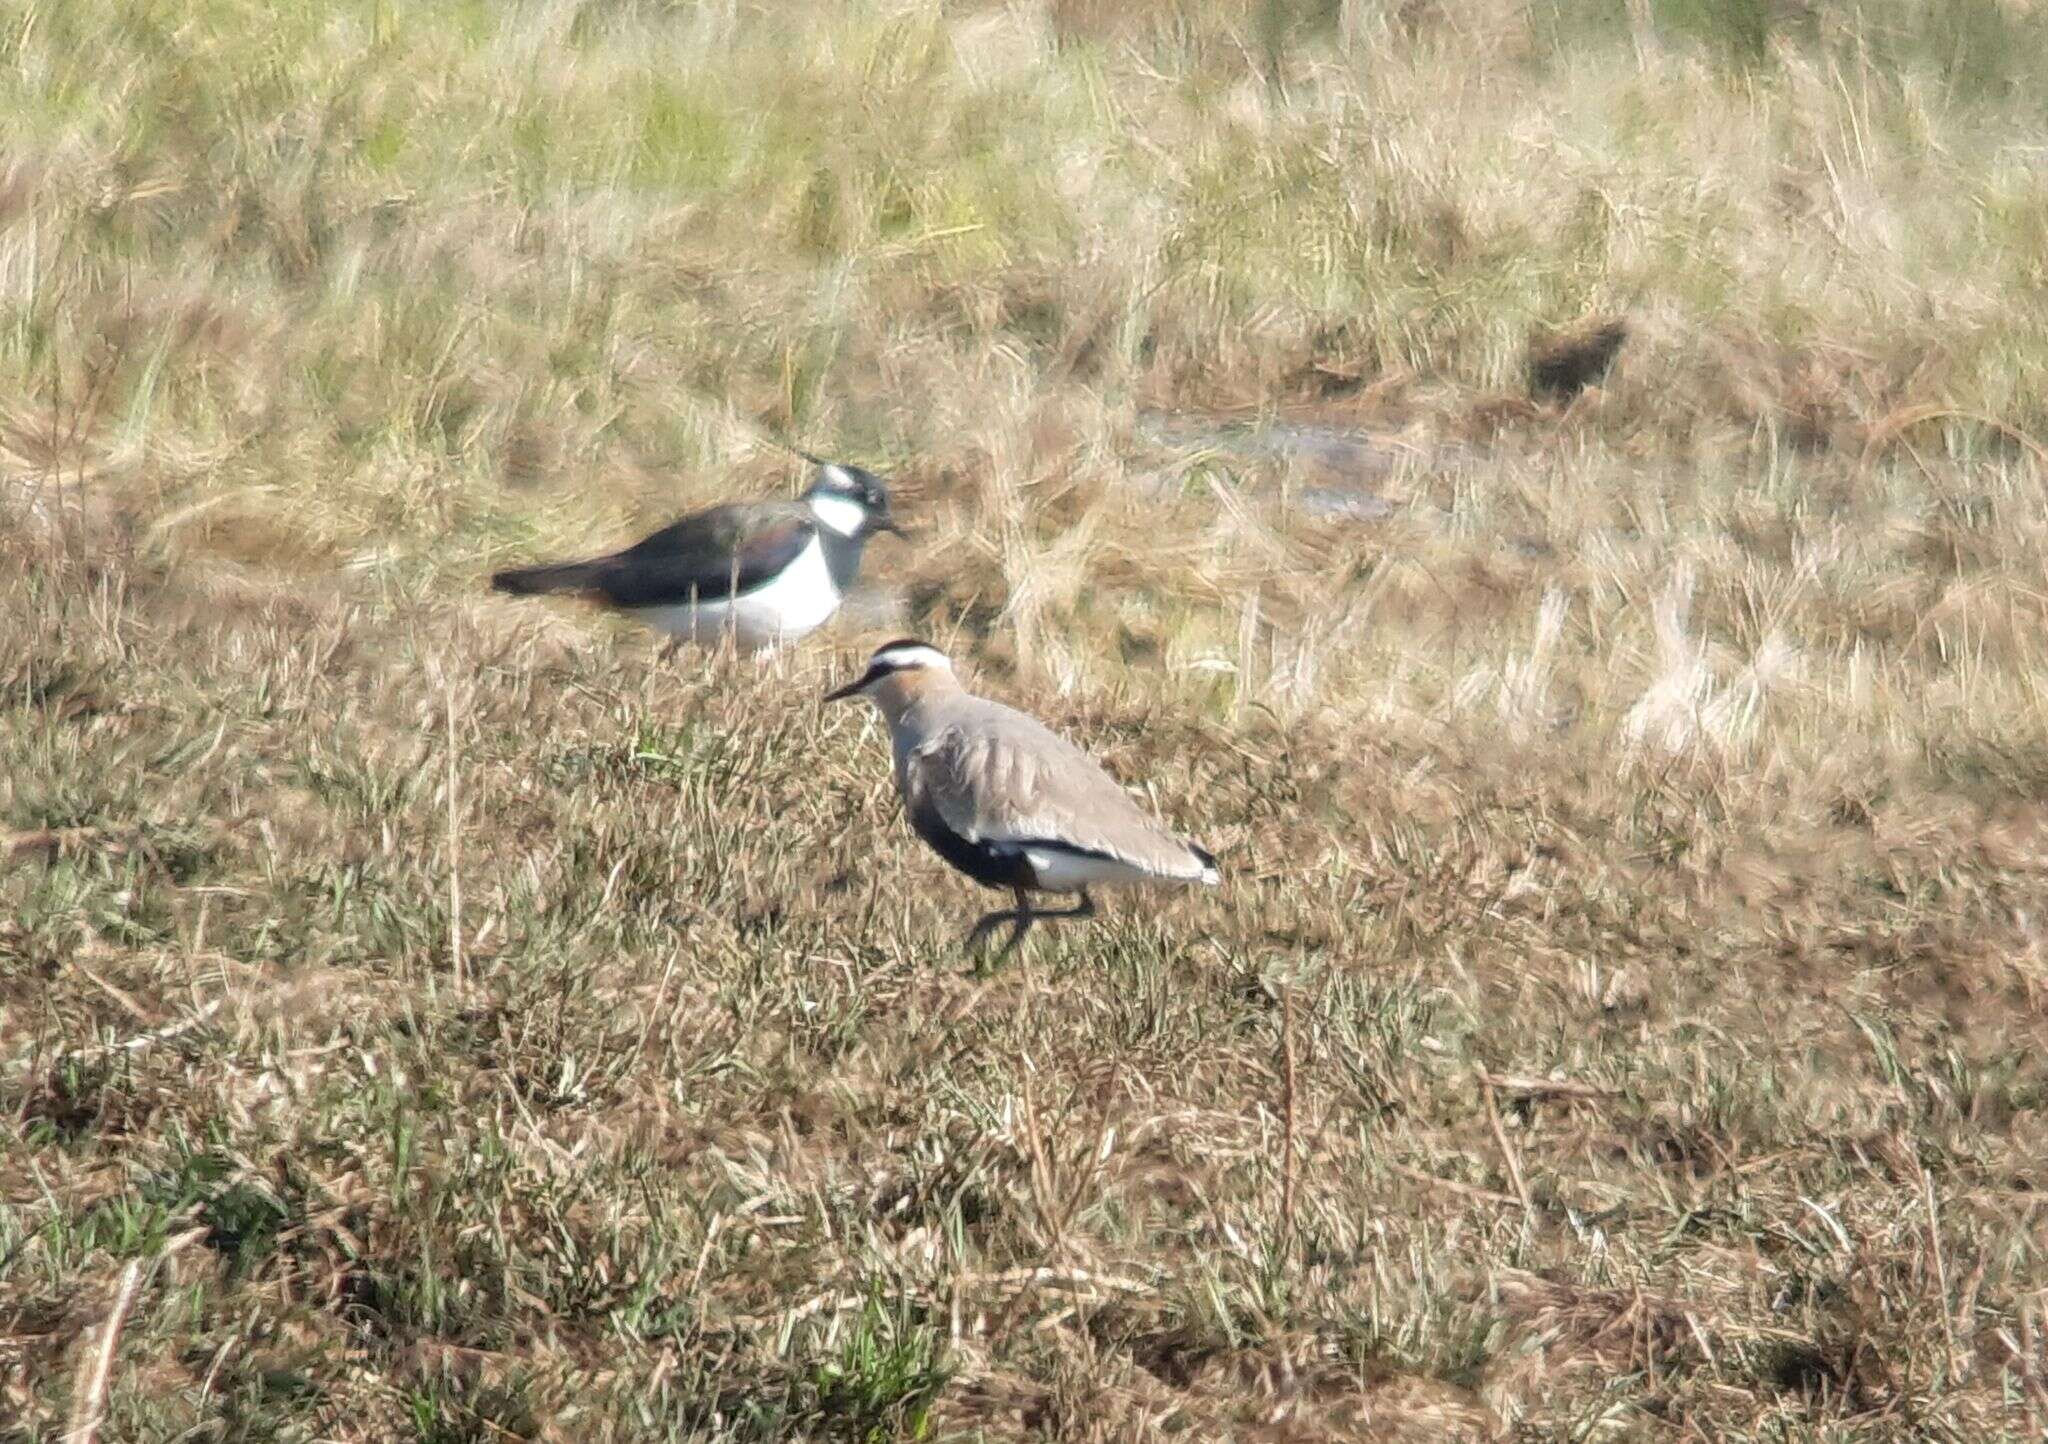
<box><xmin>907</xmin><ymin>798</ymin><xmax>1119</xmax><ymax>893</ymax></box>
<box><xmin>909</xmin><ymin>801</ymin><xmax>1033</xmax><ymax>890</ymax></box>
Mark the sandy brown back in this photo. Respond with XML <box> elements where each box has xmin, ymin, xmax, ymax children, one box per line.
<box><xmin>897</xmin><ymin>692</ymin><xmax>1211</xmax><ymax>882</ymax></box>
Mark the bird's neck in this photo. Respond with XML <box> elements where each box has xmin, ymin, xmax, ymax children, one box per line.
<box><xmin>815</xmin><ymin>526</ymin><xmax>868</xmax><ymax>593</ymax></box>
<box><xmin>871</xmin><ymin>670</ymin><xmax>961</xmax><ymax>729</ymax></box>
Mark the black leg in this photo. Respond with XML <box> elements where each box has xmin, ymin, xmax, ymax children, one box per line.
<box><xmin>1034</xmin><ymin>890</ymin><xmax>1095</xmax><ymax>924</ymax></box>
<box><xmin>966</xmin><ymin>886</ymin><xmax>1035</xmax><ymax>962</ymax></box>
<box><xmin>963</xmin><ymin>889</ymin><xmax>1095</xmax><ymax>964</ymax></box>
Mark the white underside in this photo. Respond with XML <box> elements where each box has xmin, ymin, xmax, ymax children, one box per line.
<box><xmin>631</xmin><ymin>537</ymin><xmax>841</xmax><ymax>653</ymax></box>
<box><xmin>1020</xmin><ymin>845</ymin><xmax>1212</xmax><ymax>893</ymax></box>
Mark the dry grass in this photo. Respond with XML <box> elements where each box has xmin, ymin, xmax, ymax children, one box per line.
<box><xmin>6</xmin><ymin>0</ymin><xmax>2048</xmax><ymax>1438</ymax></box>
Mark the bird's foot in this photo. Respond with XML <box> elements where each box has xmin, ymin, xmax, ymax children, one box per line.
<box><xmin>961</xmin><ymin>891</ymin><xmax>1095</xmax><ymax>973</ymax></box>
<box><xmin>965</xmin><ymin>908</ymin><xmax>1033</xmax><ymax>970</ymax></box>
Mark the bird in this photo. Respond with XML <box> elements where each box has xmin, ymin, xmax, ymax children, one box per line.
<box><xmin>490</xmin><ymin>457</ymin><xmax>903</xmax><ymax>653</ymax></box>
<box><xmin>824</xmin><ymin>639</ymin><xmax>1219</xmax><ymax>958</ymax></box>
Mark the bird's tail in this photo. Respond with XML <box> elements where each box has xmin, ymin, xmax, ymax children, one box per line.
<box><xmin>490</xmin><ymin>560</ymin><xmax>604</xmax><ymax>597</ymax></box>
<box><xmin>1189</xmin><ymin>842</ymin><xmax>1221</xmax><ymax>886</ymax></box>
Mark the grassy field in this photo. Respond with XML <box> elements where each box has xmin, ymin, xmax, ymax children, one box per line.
<box><xmin>7</xmin><ymin>0</ymin><xmax>2048</xmax><ymax>1437</ymax></box>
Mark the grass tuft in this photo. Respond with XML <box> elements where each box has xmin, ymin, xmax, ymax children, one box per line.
<box><xmin>5</xmin><ymin>0</ymin><xmax>2048</xmax><ymax>1438</ymax></box>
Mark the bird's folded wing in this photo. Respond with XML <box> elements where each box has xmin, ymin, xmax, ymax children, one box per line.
<box><xmin>586</xmin><ymin>502</ymin><xmax>816</xmax><ymax>607</ymax></box>
<box><xmin>906</xmin><ymin>716</ymin><xmax>1207</xmax><ymax>880</ymax></box>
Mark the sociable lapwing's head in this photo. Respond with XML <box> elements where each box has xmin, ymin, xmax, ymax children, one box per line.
<box><xmin>822</xmin><ymin>637</ymin><xmax>953</xmax><ymax>712</ymax></box>
<box><xmin>800</xmin><ymin>457</ymin><xmax>903</xmax><ymax>542</ymax></box>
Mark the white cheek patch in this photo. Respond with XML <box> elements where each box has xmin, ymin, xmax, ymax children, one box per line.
<box><xmin>810</xmin><ymin>492</ymin><xmax>869</xmax><ymax>538</ymax></box>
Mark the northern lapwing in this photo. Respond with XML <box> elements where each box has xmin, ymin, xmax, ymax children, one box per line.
<box><xmin>825</xmin><ymin>640</ymin><xmax>1220</xmax><ymax>957</ymax></box>
<box><xmin>491</xmin><ymin>458</ymin><xmax>902</xmax><ymax>653</ymax></box>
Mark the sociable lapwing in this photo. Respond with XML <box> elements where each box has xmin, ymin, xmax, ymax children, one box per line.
<box><xmin>825</xmin><ymin>640</ymin><xmax>1220</xmax><ymax>957</ymax></box>
<box><xmin>491</xmin><ymin>458</ymin><xmax>902</xmax><ymax>653</ymax></box>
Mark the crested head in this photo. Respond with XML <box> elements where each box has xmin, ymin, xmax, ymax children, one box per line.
<box><xmin>822</xmin><ymin>637</ymin><xmax>955</xmax><ymax>705</ymax></box>
<box><xmin>802</xmin><ymin>459</ymin><xmax>898</xmax><ymax>540</ymax></box>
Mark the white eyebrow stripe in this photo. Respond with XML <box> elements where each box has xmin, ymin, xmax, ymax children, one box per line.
<box><xmin>872</xmin><ymin>643</ymin><xmax>949</xmax><ymax>671</ymax></box>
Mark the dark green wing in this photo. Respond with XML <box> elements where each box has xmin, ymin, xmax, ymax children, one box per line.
<box><xmin>493</xmin><ymin>501</ymin><xmax>817</xmax><ymax>607</ymax></box>
<box><xmin>496</xmin><ymin>501</ymin><xmax>816</xmax><ymax>608</ymax></box>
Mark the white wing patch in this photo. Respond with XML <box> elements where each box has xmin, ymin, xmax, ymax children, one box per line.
<box><xmin>1020</xmin><ymin>846</ymin><xmax>1162</xmax><ymax>892</ymax></box>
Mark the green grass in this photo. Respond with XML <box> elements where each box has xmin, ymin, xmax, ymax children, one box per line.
<box><xmin>5</xmin><ymin>0</ymin><xmax>2048</xmax><ymax>1438</ymax></box>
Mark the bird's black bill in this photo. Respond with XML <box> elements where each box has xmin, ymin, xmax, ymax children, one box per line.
<box><xmin>868</xmin><ymin>515</ymin><xmax>907</xmax><ymax>538</ymax></box>
<box><xmin>823</xmin><ymin>669</ymin><xmax>877</xmax><ymax>703</ymax></box>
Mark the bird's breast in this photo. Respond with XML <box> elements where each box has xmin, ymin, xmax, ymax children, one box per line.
<box><xmin>729</xmin><ymin>536</ymin><xmax>841</xmax><ymax>640</ymax></box>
